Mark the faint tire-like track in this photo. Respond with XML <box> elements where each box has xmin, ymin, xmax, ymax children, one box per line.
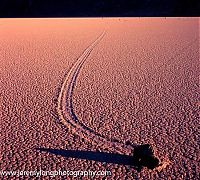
<box><xmin>57</xmin><ymin>31</ymin><xmax>131</xmax><ymax>153</ymax></box>
<box><xmin>57</xmin><ymin>32</ymin><xmax>198</xmax><ymax>160</ymax></box>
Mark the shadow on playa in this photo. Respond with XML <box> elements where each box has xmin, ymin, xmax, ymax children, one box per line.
<box><xmin>36</xmin><ymin>144</ymin><xmax>159</xmax><ymax>172</ymax></box>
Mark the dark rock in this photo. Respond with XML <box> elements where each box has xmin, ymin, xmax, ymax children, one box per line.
<box><xmin>133</xmin><ymin>144</ymin><xmax>160</xmax><ymax>170</ymax></box>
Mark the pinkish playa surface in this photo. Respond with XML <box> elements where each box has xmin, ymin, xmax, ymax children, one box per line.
<box><xmin>0</xmin><ymin>18</ymin><xmax>199</xmax><ymax>179</ymax></box>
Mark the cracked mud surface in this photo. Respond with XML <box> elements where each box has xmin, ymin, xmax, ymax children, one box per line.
<box><xmin>0</xmin><ymin>18</ymin><xmax>199</xmax><ymax>179</ymax></box>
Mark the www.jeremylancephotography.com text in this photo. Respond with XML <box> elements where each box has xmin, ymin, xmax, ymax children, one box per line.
<box><xmin>0</xmin><ymin>169</ymin><xmax>112</xmax><ymax>177</ymax></box>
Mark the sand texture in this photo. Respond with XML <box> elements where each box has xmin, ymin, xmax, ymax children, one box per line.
<box><xmin>0</xmin><ymin>18</ymin><xmax>199</xmax><ymax>179</ymax></box>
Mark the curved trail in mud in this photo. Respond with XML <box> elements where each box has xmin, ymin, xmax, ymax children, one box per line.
<box><xmin>57</xmin><ymin>31</ymin><xmax>133</xmax><ymax>154</ymax></box>
<box><xmin>56</xmin><ymin>31</ymin><xmax>172</xmax><ymax>170</ymax></box>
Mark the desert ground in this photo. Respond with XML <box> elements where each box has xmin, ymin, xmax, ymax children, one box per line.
<box><xmin>0</xmin><ymin>18</ymin><xmax>199</xmax><ymax>179</ymax></box>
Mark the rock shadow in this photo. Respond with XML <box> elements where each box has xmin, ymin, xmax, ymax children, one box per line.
<box><xmin>36</xmin><ymin>144</ymin><xmax>159</xmax><ymax>172</ymax></box>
